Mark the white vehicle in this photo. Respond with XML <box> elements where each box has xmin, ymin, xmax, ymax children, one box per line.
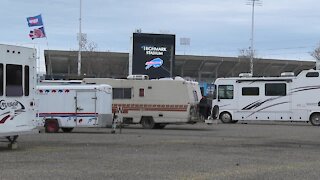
<box><xmin>36</xmin><ymin>84</ymin><xmax>113</xmax><ymax>133</ymax></box>
<box><xmin>83</xmin><ymin>76</ymin><xmax>202</xmax><ymax>129</ymax></box>
<box><xmin>0</xmin><ymin>44</ymin><xmax>37</xmax><ymax>148</ymax></box>
<box><xmin>211</xmin><ymin>69</ymin><xmax>320</xmax><ymax>126</ymax></box>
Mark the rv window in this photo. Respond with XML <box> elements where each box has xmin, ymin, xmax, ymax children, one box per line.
<box><xmin>265</xmin><ymin>83</ymin><xmax>286</xmax><ymax>96</ymax></box>
<box><xmin>113</xmin><ymin>88</ymin><xmax>132</xmax><ymax>99</ymax></box>
<box><xmin>139</xmin><ymin>88</ymin><xmax>144</xmax><ymax>97</ymax></box>
<box><xmin>25</xmin><ymin>66</ymin><xmax>29</xmax><ymax>96</ymax></box>
<box><xmin>218</xmin><ymin>85</ymin><xmax>233</xmax><ymax>99</ymax></box>
<box><xmin>6</xmin><ymin>64</ymin><xmax>23</xmax><ymax>96</ymax></box>
<box><xmin>0</xmin><ymin>64</ymin><xmax>3</xmax><ymax>96</ymax></box>
<box><xmin>306</xmin><ymin>72</ymin><xmax>319</xmax><ymax>77</ymax></box>
<box><xmin>242</xmin><ymin>87</ymin><xmax>259</xmax><ymax>96</ymax></box>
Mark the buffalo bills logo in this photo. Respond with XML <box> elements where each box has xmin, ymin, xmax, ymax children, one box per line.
<box><xmin>145</xmin><ymin>58</ymin><xmax>163</xmax><ymax>70</ymax></box>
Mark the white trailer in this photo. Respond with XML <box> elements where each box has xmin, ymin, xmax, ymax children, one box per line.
<box><xmin>211</xmin><ymin>69</ymin><xmax>320</xmax><ymax>126</ymax></box>
<box><xmin>0</xmin><ymin>44</ymin><xmax>37</xmax><ymax>148</ymax></box>
<box><xmin>36</xmin><ymin>84</ymin><xmax>113</xmax><ymax>133</ymax></box>
<box><xmin>83</xmin><ymin>76</ymin><xmax>202</xmax><ymax>129</ymax></box>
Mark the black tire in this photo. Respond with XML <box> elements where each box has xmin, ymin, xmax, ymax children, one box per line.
<box><xmin>220</xmin><ymin>112</ymin><xmax>233</xmax><ymax>123</ymax></box>
<box><xmin>310</xmin><ymin>113</ymin><xmax>320</xmax><ymax>126</ymax></box>
<box><xmin>141</xmin><ymin>117</ymin><xmax>155</xmax><ymax>129</ymax></box>
<box><xmin>154</xmin><ymin>123</ymin><xmax>166</xmax><ymax>129</ymax></box>
<box><xmin>61</xmin><ymin>128</ymin><xmax>74</xmax><ymax>133</ymax></box>
<box><xmin>211</xmin><ymin>106</ymin><xmax>219</xmax><ymax>119</ymax></box>
<box><xmin>45</xmin><ymin>119</ymin><xmax>59</xmax><ymax>133</ymax></box>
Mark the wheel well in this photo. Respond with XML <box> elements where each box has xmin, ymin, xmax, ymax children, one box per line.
<box><xmin>309</xmin><ymin>112</ymin><xmax>320</xmax><ymax>120</ymax></box>
<box><xmin>140</xmin><ymin>116</ymin><xmax>153</xmax><ymax>123</ymax></box>
<box><xmin>44</xmin><ymin>118</ymin><xmax>59</xmax><ymax>125</ymax></box>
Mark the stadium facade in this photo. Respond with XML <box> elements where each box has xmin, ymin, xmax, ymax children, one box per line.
<box><xmin>44</xmin><ymin>50</ymin><xmax>315</xmax><ymax>82</ymax></box>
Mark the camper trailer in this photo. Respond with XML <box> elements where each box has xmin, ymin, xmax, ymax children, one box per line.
<box><xmin>211</xmin><ymin>69</ymin><xmax>320</xmax><ymax>126</ymax></box>
<box><xmin>36</xmin><ymin>84</ymin><xmax>113</xmax><ymax>133</ymax></box>
<box><xmin>83</xmin><ymin>76</ymin><xmax>202</xmax><ymax>129</ymax></box>
<box><xmin>0</xmin><ymin>44</ymin><xmax>37</xmax><ymax>148</ymax></box>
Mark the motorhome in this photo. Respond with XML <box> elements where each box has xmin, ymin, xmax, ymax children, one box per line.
<box><xmin>211</xmin><ymin>69</ymin><xmax>320</xmax><ymax>126</ymax></box>
<box><xmin>36</xmin><ymin>84</ymin><xmax>113</xmax><ymax>133</ymax></box>
<box><xmin>0</xmin><ymin>44</ymin><xmax>37</xmax><ymax>148</ymax></box>
<box><xmin>83</xmin><ymin>76</ymin><xmax>202</xmax><ymax>129</ymax></box>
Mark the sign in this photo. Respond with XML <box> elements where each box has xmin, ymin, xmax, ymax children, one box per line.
<box><xmin>131</xmin><ymin>33</ymin><xmax>175</xmax><ymax>79</ymax></box>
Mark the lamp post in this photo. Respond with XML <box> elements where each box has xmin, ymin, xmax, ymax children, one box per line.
<box><xmin>246</xmin><ymin>0</ymin><xmax>261</xmax><ymax>75</ymax></box>
<box><xmin>77</xmin><ymin>0</ymin><xmax>82</xmax><ymax>76</ymax></box>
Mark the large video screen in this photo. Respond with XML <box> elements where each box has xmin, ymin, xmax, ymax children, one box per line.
<box><xmin>132</xmin><ymin>33</ymin><xmax>175</xmax><ymax>79</ymax></box>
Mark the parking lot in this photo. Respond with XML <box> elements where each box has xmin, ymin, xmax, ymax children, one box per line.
<box><xmin>1</xmin><ymin>121</ymin><xmax>320</xmax><ymax>180</ymax></box>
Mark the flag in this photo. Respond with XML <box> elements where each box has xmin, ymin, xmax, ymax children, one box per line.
<box><xmin>29</xmin><ymin>27</ymin><xmax>46</xmax><ymax>40</ymax></box>
<box><xmin>27</xmin><ymin>14</ymin><xmax>43</xmax><ymax>27</ymax></box>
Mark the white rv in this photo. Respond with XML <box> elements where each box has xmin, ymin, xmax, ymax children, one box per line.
<box><xmin>36</xmin><ymin>84</ymin><xmax>113</xmax><ymax>133</ymax></box>
<box><xmin>211</xmin><ymin>69</ymin><xmax>320</xmax><ymax>126</ymax></box>
<box><xmin>83</xmin><ymin>76</ymin><xmax>202</xmax><ymax>129</ymax></box>
<box><xmin>0</xmin><ymin>44</ymin><xmax>37</xmax><ymax>148</ymax></box>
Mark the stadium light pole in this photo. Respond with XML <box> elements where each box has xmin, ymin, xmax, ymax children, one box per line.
<box><xmin>77</xmin><ymin>0</ymin><xmax>82</xmax><ymax>76</ymax></box>
<box><xmin>246</xmin><ymin>0</ymin><xmax>261</xmax><ymax>75</ymax></box>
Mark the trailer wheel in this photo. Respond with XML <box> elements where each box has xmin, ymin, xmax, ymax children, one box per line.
<box><xmin>310</xmin><ymin>113</ymin><xmax>320</xmax><ymax>126</ymax></box>
<box><xmin>154</xmin><ymin>123</ymin><xmax>166</xmax><ymax>129</ymax></box>
<box><xmin>61</xmin><ymin>128</ymin><xmax>74</xmax><ymax>133</ymax></box>
<box><xmin>45</xmin><ymin>119</ymin><xmax>59</xmax><ymax>133</ymax></box>
<box><xmin>220</xmin><ymin>112</ymin><xmax>232</xmax><ymax>123</ymax></box>
<box><xmin>141</xmin><ymin>117</ymin><xmax>155</xmax><ymax>129</ymax></box>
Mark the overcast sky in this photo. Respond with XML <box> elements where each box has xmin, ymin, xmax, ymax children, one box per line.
<box><xmin>1</xmin><ymin>0</ymin><xmax>320</xmax><ymax>71</ymax></box>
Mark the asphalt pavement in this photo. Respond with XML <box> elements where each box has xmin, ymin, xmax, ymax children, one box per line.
<box><xmin>1</xmin><ymin>121</ymin><xmax>320</xmax><ymax>180</ymax></box>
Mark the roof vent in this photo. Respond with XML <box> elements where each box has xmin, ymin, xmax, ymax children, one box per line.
<box><xmin>280</xmin><ymin>72</ymin><xmax>295</xmax><ymax>77</ymax></box>
<box><xmin>127</xmin><ymin>75</ymin><xmax>149</xmax><ymax>80</ymax></box>
<box><xmin>239</xmin><ymin>73</ymin><xmax>252</xmax><ymax>78</ymax></box>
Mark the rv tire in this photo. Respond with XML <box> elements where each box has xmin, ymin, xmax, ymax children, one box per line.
<box><xmin>45</xmin><ymin>119</ymin><xmax>59</xmax><ymax>133</ymax></box>
<box><xmin>61</xmin><ymin>128</ymin><xmax>74</xmax><ymax>133</ymax></box>
<box><xmin>310</xmin><ymin>113</ymin><xmax>320</xmax><ymax>126</ymax></box>
<box><xmin>141</xmin><ymin>117</ymin><xmax>155</xmax><ymax>129</ymax></box>
<box><xmin>220</xmin><ymin>112</ymin><xmax>232</xmax><ymax>123</ymax></box>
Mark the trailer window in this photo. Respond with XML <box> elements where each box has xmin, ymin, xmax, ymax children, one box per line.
<box><xmin>6</xmin><ymin>64</ymin><xmax>23</xmax><ymax>96</ymax></box>
<box><xmin>25</xmin><ymin>66</ymin><xmax>29</xmax><ymax>96</ymax></box>
<box><xmin>218</xmin><ymin>85</ymin><xmax>233</xmax><ymax>99</ymax></box>
<box><xmin>242</xmin><ymin>87</ymin><xmax>259</xmax><ymax>96</ymax></box>
<box><xmin>139</xmin><ymin>88</ymin><xmax>144</xmax><ymax>97</ymax></box>
<box><xmin>193</xmin><ymin>90</ymin><xmax>199</xmax><ymax>101</ymax></box>
<box><xmin>265</xmin><ymin>83</ymin><xmax>286</xmax><ymax>96</ymax></box>
<box><xmin>0</xmin><ymin>64</ymin><xmax>3</xmax><ymax>96</ymax></box>
<box><xmin>113</xmin><ymin>88</ymin><xmax>132</xmax><ymax>99</ymax></box>
<box><xmin>306</xmin><ymin>72</ymin><xmax>319</xmax><ymax>77</ymax></box>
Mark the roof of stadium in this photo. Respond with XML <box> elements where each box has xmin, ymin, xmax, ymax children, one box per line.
<box><xmin>44</xmin><ymin>50</ymin><xmax>315</xmax><ymax>82</ymax></box>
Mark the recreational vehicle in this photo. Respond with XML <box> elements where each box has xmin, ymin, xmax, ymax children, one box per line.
<box><xmin>0</xmin><ymin>44</ymin><xmax>37</xmax><ymax>148</ymax></box>
<box><xmin>83</xmin><ymin>76</ymin><xmax>202</xmax><ymax>129</ymax></box>
<box><xmin>211</xmin><ymin>69</ymin><xmax>320</xmax><ymax>126</ymax></box>
<box><xmin>36</xmin><ymin>84</ymin><xmax>113</xmax><ymax>133</ymax></box>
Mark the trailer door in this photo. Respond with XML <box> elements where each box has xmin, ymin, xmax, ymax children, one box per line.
<box><xmin>75</xmin><ymin>91</ymin><xmax>97</xmax><ymax>126</ymax></box>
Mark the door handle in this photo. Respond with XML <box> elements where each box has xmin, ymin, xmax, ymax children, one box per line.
<box><xmin>77</xmin><ymin>107</ymin><xmax>83</xmax><ymax>111</ymax></box>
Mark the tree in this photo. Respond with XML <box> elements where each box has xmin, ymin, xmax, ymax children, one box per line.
<box><xmin>238</xmin><ymin>47</ymin><xmax>256</xmax><ymax>58</ymax></box>
<box><xmin>311</xmin><ymin>44</ymin><xmax>320</xmax><ymax>61</ymax></box>
<box><xmin>79</xmin><ymin>35</ymin><xmax>98</xmax><ymax>76</ymax></box>
<box><xmin>311</xmin><ymin>44</ymin><xmax>320</xmax><ymax>70</ymax></box>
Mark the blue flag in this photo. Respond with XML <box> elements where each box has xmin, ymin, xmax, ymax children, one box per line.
<box><xmin>27</xmin><ymin>14</ymin><xmax>43</xmax><ymax>27</ymax></box>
